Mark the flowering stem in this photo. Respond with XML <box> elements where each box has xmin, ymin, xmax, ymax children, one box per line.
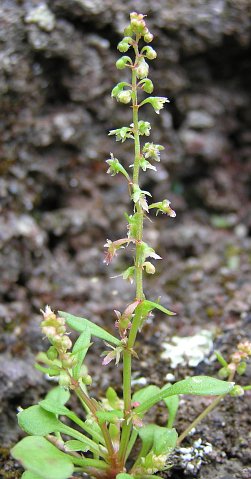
<box><xmin>119</xmin><ymin>37</ymin><xmax>145</xmax><ymax>468</ymax></box>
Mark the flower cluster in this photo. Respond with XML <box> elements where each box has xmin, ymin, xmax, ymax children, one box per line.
<box><xmin>41</xmin><ymin>305</ymin><xmax>72</xmax><ymax>353</ymax></box>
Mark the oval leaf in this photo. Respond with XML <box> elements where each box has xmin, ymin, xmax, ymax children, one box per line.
<box><xmin>22</xmin><ymin>472</ymin><xmax>44</xmax><ymax>479</ymax></box>
<box><xmin>11</xmin><ymin>436</ymin><xmax>74</xmax><ymax>479</ymax></box>
<box><xmin>59</xmin><ymin>311</ymin><xmax>120</xmax><ymax>345</ymax></box>
<box><xmin>45</xmin><ymin>386</ymin><xmax>70</xmax><ymax>405</ymax></box>
<box><xmin>135</xmin><ymin>376</ymin><xmax>234</xmax><ymax>414</ymax></box>
<box><xmin>18</xmin><ymin>405</ymin><xmax>61</xmax><ymax>435</ymax></box>
<box><xmin>65</xmin><ymin>439</ymin><xmax>89</xmax><ymax>453</ymax></box>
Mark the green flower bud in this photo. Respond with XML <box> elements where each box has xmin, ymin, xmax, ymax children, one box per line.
<box><xmin>59</xmin><ymin>371</ymin><xmax>71</xmax><ymax>388</ymax></box>
<box><xmin>57</xmin><ymin>335</ymin><xmax>72</xmax><ymax>351</ymax></box>
<box><xmin>143</xmin><ymin>261</ymin><xmax>156</xmax><ymax>274</ymax></box>
<box><xmin>142</xmin><ymin>79</ymin><xmax>153</xmax><ymax>94</ymax></box>
<box><xmin>144</xmin><ymin>32</ymin><xmax>154</xmax><ymax>43</ymax></box>
<box><xmin>61</xmin><ymin>353</ymin><xmax>76</xmax><ymax>369</ymax></box>
<box><xmin>218</xmin><ymin>367</ymin><xmax>230</xmax><ymax>379</ymax></box>
<box><xmin>136</xmin><ymin>58</ymin><xmax>149</xmax><ymax>79</ymax></box>
<box><xmin>142</xmin><ymin>46</ymin><xmax>157</xmax><ymax>60</ymax></box>
<box><xmin>117</xmin><ymin>37</ymin><xmax>132</xmax><ymax>52</ymax></box>
<box><xmin>116</xmin><ymin>56</ymin><xmax>132</xmax><ymax>70</ymax></box>
<box><xmin>117</xmin><ymin>90</ymin><xmax>132</xmax><ymax>104</ymax></box>
<box><xmin>237</xmin><ymin>361</ymin><xmax>246</xmax><ymax>375</ymax></box>
<box><xmin>47</xmin><ymin>346</ymin><xmax>58</xmax><ymax>360</ymax></box>
<box><xmin>124</xmin><ymin>25</ymin><xmax>133</xmax><ymax>36</ymax></box>
<box><xmin>230</xmin><ymin>385</ymin><xmax>244</xmax><ymax>397</ymax></box>
<box><xmin>82</xmin><ymin>374</ymin><xmax>92</xmax><ymax>386</ymax></box>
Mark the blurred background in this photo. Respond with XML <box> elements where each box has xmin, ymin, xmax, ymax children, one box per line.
<box><xmin>0</xmin><ymin>1</ymin><xmax>251</xmax><ymax>476</ymax></box>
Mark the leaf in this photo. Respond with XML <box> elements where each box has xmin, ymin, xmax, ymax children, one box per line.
<box><xmin>96</xmin><ymin>410</ymin><xmax>123</xmax><ymax>424</ymax></box>
<box><xmin>132</xmin><ymin>385</ymin><xmax>160</xmax><ymax>406</ymax></box>
<box><xmin>135</xmin><ymin>376</ymin><xmax>235</xmax><ymax>414</ymax></box>
<box><xmin>65</xmin><ymin>439</ymin><xmax>89</xmax><ymax>453</ymax></box>
<box><xmin>18</xmin><ymin>405</ymin><xmax>102</xmax><ymax>455</ymax></box>
<box><xmin>59</xmin><ymin>311</ymin><xmax>120</xmax><ymax>345</ymax></box>
<box><xmin>72</xmin><ymin>326</ymin><xmax>91</xmax><ymax>379</ymax></box>
<box><xmin>39</xmin><ymin>400</ymin><xmax>71</xmax><ymax>417</ymax></box>
<box><xmin>153</xmin><ymin>427</ymin><xmax>177</xmax><ymax>455</ymax></box>
<box><xmin>106</xmin><ymin>386</ymin><xmax>120</xmax><ymax>408</ymax></box>
<box><xmin>144</xmin><ymin>300</ymin><xmax>176</xmax><ymax>316</ymax></box>
<box><xmin>11</xmin><ymin>436</ymin><xmax>74</xmax><ymax>479</ymax></box>
<box><xmin>138</xmin><ymin>424</ymin><xmax>156</xmax><ymax>451</ymax></box>
<box><xmin>138</xmin><ymin>424</ymin><xmax>177</xmax><ymax>457</ymax></box>
<box><xmin>45</xmin><ymin>386</ymin><xmax>70</xmax><ymax>405</ymax></box>
<box><xmin>162</xmin><ymin>388</ymin><xmax>179</xmax><ymax>429</ymax></box>
<box><xmin>116</xmin><ymin>474</ymin><xmax>135</xmax><ymax>479</ymax></box>
<box><xmin>18</xmin><ymin>405</ymin><xmax>62</xmax><ymax>436</ymax></box>
<box><xmin>22</xmin><ymin>472</ymin><xmax>44</xmax><ymax>479</ymax></box>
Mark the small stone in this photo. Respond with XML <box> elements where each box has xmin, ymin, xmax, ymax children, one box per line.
<box><xmin>25</xmin><ymin>4</ymin><xmax>56</xmax><ymax>32</ymax></box>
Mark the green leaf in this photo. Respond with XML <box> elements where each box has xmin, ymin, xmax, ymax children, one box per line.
<box><xmin>116</xmin><ymin>474</ymin><xmax>135</xmax><ymax>479</ymax></box>
<box><xmin>132</xmin><ymin>385</ymin><xmax>160</xmax><ymax>405</ymax></box>
<box><xmin>106</xmin><ymin>386</ymin><xmax>120</xmax><ymax>408</ymax></box>
<box><xmin>96</xmin><ymin>410</ymin><xmax>123</xmax><ymax>424</ymax></box>
<box><xmin>22</xmin><ymin>472</ymin><xmax>44</xmax><ymax>479</ymax></box>
<box><xmin>45</xmin><ymin>386</ymin><xmax>70</xmax><ymax>405</ymax></box>
<box><xmin>18</xmin><ymin>405</ymin><xmax>61</xmax><ymax>436</ymax></box>
<box><xmin>18</xmin><ymin>405</ymin><xmax>102</xmax><ymax>456</ymax></box>
<box><xmin>59</xmin><ymin>311</ymin><xmax>120</xmax><ymax>345</ymax></box>
<box><xmin>34</xmin><ymin>364</ymin><xmax>60</xmax><ymax>376</ymax></box>
<box><xmin>39</xmin><ymin>400</ymin><xmax>70</xmax><ymax>417</ymax></box>
<box><xmin>153</xmin><ymin>427</ymin><xmax>177</xmax><ymax>455</ymax></box>
<box><xmin>135</xmin><ymin>376</ymin><xmax>235</xmax><ymax>414</ymax></box>
<box><xmin>72</xmin><ymin>326</ymin><xmax>91</xmax><ymax>379</ymax></box>
<box><xmin>162</xmin><ymin>386</ymin><xmax>179</xmax><ymax>428</ymax></box>
<box><xmin>138</xmin><ymin>424</ymin><xmax>156</xmax><ymax>451</ymax></box>
<box><xmin>138</xmin><ymin>424</ymin><xmax>177</xmax><ymax>456</ymax></box>
<box><xmin>11</xmin><ymin>436</ymin><xmax>74</xmax><ymax>479</ymax></box>
<box><xmin>65</xmin><ymin>439</ymin><xmax>89</xmax><ymax>453</ymax></box>
<box><xmin>143</xmin><ymin>300</ymin><xmax>176</xmax><ymax>317</ymax></box>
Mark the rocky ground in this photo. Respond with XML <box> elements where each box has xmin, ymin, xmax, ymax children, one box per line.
<box><xmin>0</xmin><ymin>1</ymin><xmax>251</xmax><ymax>478</ymax></box>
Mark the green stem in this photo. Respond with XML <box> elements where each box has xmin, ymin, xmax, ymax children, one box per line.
<box><xmin>75</xmin><ymin>388</ymin><xmax>115</xmax><ymax>463</ymax></box>
<box><xmin>119</xmin><ymin>38</ymin><xmax>145</xmax><ymax>468</ymax></box>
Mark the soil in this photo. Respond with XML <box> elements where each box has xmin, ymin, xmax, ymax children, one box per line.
<box><xmin>0</xmin><ymin>1</ymin><xmax>251</xmax><ymax>478</ymax></box>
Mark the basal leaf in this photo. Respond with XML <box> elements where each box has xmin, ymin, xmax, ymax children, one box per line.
<box><xmin>65</xmin><ymin>439</ymin><xmax>89</xmax><ymax>452</ymax></box>
<box><xmin>45</xmin><ymin>386</ymin><xmax>70</xmax><ymax>405</ymax></box>
<box><xmin>11</xmin><ymin>436</ymin><xmax>74</xmax><ymax>479</ymax></box>
<box><xmin>21</xmin><ymin>472</ymin><xmax>44</xmax><ymax>479</ymax></box>
<box><xmin>138</xmin><ymin>424</ymin><xmax>156</xmax><ymax>451</ymax></box>
<box><xmin>18</xmin><ymin>405</ymin><xmax>61</xmax><ymax>435</ymax></box>
<box><xmin>59</xmin><ymin>311</ymin><xmax>120</xmax><ymax>345</ymax></box>
<box><xmin>72</xmin><ymin>326</ymin><xmax>92</xmax><ymax>379</ymax></box>
<box><xmin>39</xmin><ymin>400</ymin><xmax>70</xmax><ymax>417</ymax></box>
<box><xmin>153</xmin><ymin>427</ymin><xmax>177</xmax><ymax>455</ymax></box>
<box><xmin>39</xmin><ymin>400</ymin><xmax>104</xmax><ymax>446</ymax></box>
<box><xmin>18</xmin><ymin>405</ymin><xmax>101</xmax><ymax>455</ymax></box>
<box><xmin>135</xmin><ymin>376</ymin><xmax>234</xmax><ymax>414</ymax></box>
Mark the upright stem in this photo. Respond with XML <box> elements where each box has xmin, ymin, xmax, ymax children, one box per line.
<box><xmin>119</xmin><ymin>39</ymin><xmax>145</xmax><ymax>467</ymax></box>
